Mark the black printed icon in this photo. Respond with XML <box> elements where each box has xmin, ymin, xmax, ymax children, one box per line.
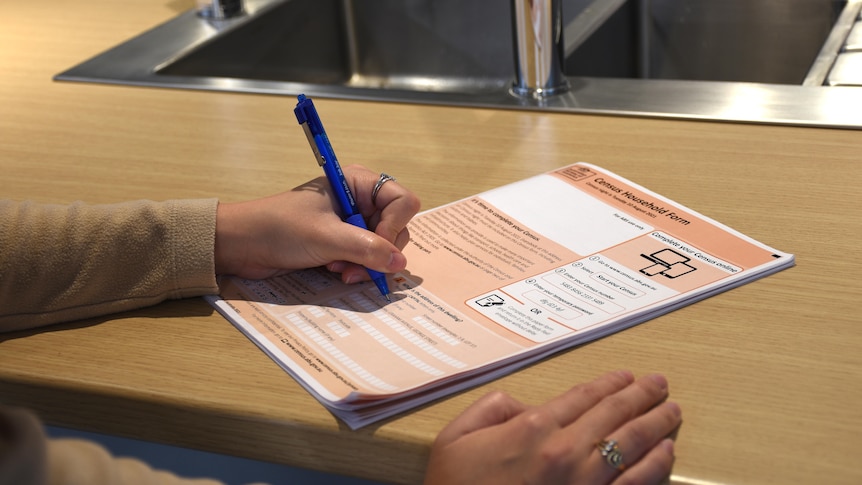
<box><xmin>475</xmin><ymin>295</ymin><xmax>505</xmax><ymax>307</ymax></box>
<box><xmin>564</xmin><ymin>165</ymin><xmax>596</xmax><ymax>181</ymax></box>
<box><xmin>639</xmin><ymin>249</ymin><xmax>696</xmax><ymax>278</ymax></box>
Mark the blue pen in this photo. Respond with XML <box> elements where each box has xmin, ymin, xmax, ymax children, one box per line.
<box><xmin>294</xmin><ymin>94</ymin><xmax>391</xmax><ymax>302</ymax></box>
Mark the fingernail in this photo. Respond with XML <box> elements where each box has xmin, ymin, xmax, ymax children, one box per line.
<box><xmin>661</xmin><ymin>438</ymin><xmax>675</xmax><ymax>455</ymax></box>
<box><xmin>648</xmin><ymin>373</ymin><xmax>668</xmax><ymax>391</ymax></box>
<box><xmin>665</xmin><ymin>401</ymin><xmax>682</xmax><ymax>418</ymax></box>
<box><xmin>615</xmin><ymin>370</ymin><xmax>635</xmax><ymax>383</ymax></box>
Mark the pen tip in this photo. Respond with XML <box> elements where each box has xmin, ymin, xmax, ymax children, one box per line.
<box><xmin>384</xmin><ymin>294</ymin><xmax>392</xmax><ymax>302</ymax></box>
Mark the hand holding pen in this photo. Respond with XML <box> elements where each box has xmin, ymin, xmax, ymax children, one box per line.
<box><xmin>292</xmin><ymin>94</ymin><xmax>418</xmax><ymax>300</ymax></box>
<box><xmin>213</xmin><ymin>140</ymin><xmax>419</xmax><ymax>290</ymax></box>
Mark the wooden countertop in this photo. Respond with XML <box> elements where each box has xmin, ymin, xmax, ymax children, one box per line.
<box><xmin>2</xmin><ymin>1</ymin><xmax>861</xmax><ymax>483</ymax></box>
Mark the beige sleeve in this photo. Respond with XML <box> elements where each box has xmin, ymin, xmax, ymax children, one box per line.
<box><xmin>0</xmin><ymin>199</ymin><xmax>220</xmax><ymax>332</ymax></box>
<box><xmin>0</xmin><ymin>406</ymin><xmax>227</xmax><ymax>485</ymax></box>
<box><xmin>46</xmin><ymin>439</ymin><xmax>224</xmax><ymax>485</ymax></box>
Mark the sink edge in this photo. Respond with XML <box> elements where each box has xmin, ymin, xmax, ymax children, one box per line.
<box><xmin>53</xmin><ymin>0</ymin><xmax>862</xmax><ymax>130</ymax></box>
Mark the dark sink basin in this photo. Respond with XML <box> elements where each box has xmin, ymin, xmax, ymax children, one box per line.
<box><xmin>160</xmin><ymin>0</ymin><xmax>846</xmax><ymax>88</ymax></box>
<box><xmin>566</xmin><ymin>0</ymin><xmax>845</xmax><ymax>85</ymax></box>
<box><xmin>158</xmin><ymin>0</ymin><xmax>515</xmax><ymax>93</ymax></box>
<box><xmin>55</xmin><ymin>0</ymin><xmax>862</xmax><ymax>128</ymax></box>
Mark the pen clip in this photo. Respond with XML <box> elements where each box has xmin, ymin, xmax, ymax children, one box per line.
<box><xmin>300</xmin><ymin>122</ymin><xmax>326</xmax><ymax>167</ymax></box>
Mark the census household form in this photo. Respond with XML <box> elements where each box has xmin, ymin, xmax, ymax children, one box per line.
<box><xmin>207</xmin><ymin>163</ymin><xmax>793</xmax><ymax>428</ymax></box>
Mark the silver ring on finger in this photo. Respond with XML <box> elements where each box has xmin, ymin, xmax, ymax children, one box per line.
<box><xmin>595</xmin><ymin>439</ymin><xmax>626</xmax><ymax>471</ymax></box>
<box><xmin>371</xmin><ymin>173</ymin><xmax>396</xmax><ymax>206</ymax></box>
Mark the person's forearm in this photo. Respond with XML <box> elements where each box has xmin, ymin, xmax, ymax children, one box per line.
<box><xmin>0</xmin><ymin>406</ymin><xmax>230</xmax><ymax>485</ymax></box>
<box><xmin>0</xmin><ymin>199</ymin><xmax>219</xmax><ymax>332</ymax></box>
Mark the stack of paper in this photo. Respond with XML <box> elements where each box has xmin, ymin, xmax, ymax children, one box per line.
<box><xmin>206</xmin><ymin>163</ymin><xmax>793</xmax><ymax>429</ymax></box>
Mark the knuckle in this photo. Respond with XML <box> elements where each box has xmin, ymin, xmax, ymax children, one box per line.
<box><xmin>658</xmin><ymin>406</ymin><xmax>682</xmax><ymax>432</ymax></box>
<box><xmin>636</xmin><ymin>375</ymin><xmax>668</xmax><ymax>398</ymax></box>
<box><xmin>535</xmin><ymin>439</ymin><xmax>575</xmax><ymax>475</ymax></box>
<box><xmin>567</xmin><ymin>371</ymin><xmax>632</xmax><ymax>406</ymax></box>
<box><xmin>517</xmin><ymin>407</ymin><xmax>557</xmax><ymax>436</ymax></box>
<box><xmin>625</xmin><ymin>421</ymin><xmax>650</xmax><ymax>450</ymax></box>
<box><xmin>483</xmin><ymin>389</ymin><xmax>513</xmax><ymax>405</ymax></box>
<box><xmin>363</xmin><ymin>233</ymin><xmax>379</xmax><ymax>258</ymax></box>
<box><xmin>601</xmin><ymin>392</ymin><xmax>636</xmax><ymax>417</ymax></box>
<box><xmin>570</xmin><ymin>382</ymin><xmax>606</xmax><ymax>405</ymax></box>
<box><xmin>403</xmin><ymin>191</ymin><xmax>421</xmax><ymax>214</ymax></box>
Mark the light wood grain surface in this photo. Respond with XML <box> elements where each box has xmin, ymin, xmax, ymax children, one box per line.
<box><xmin>2</xmin><ymin>1</ymin><xmax>861</xmax><ymax>484</ymax></box>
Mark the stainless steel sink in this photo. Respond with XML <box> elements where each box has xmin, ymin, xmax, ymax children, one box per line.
<box><xmin>56</xmin><ymin>0</ymin><xmax>862</xmax><ymax>128</ymax></box>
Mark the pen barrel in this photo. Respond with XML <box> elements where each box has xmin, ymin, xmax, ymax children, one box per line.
<box><xmin>343</xmin><ymin>212</ymin><xmax>371</xmax><ymax>233</ymax></box>
<box><xmin>295</xmin><ymin>94</ymin><xmax>390</xmax><ymax>299</ymax></box>
<box><xmin>318</xmin><ymin>135</ymin><xmax>360</xmax><ymax>216</ymax></box>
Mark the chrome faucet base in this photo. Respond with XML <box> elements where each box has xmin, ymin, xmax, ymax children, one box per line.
<box><xmin>197</xmin><ymin>0</ymin><xmax>244</xmax><ymax>20</ymax></box>
<box><xmin>510</xmin><ymin>81</ymin><xmax>571</xmax><ymax>100</ymax></box>
<box><xmin>511</xmin><ymin>0</ymin><xmax>570</xmax><ymax>98</ymax></box>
